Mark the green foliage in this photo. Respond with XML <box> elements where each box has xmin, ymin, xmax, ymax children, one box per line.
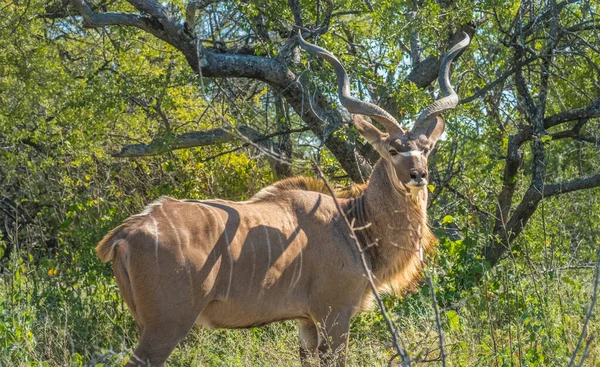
<box><xmin>1</xmin><ymin>0</ymin><xmax>600</xmax><ymax>365</ymax></box>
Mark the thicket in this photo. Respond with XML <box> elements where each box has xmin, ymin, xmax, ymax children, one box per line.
<box><xmin>1</xmin><ymin>0</ymin><xmax>599</xmax><ymax>365</ymax></box>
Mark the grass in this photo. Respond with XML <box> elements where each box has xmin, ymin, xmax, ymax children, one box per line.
<box><xmin>1</xmin><ymin>249</ymin><xmax>598</xmax><ymax>366</ymax></box>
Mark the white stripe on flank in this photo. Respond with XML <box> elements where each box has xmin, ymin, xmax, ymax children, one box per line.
<box><xmin>165</xmin><ymin>207</ymin><xmax>195</xmax><ymax>300</ymax></box>
<box><xmin>160</xmin><ymin>206</ymin><xmax>183</xmax><ymax>260</ymax></box>
<box><xmin>150</xmin><ymin>214</ymin><xmax>159</xmax><ymax>266</ymax></box>
<box><xmin>180</xmin><ymin>223</ymin><xmax>195</xmax><ymax>299</ymax></box>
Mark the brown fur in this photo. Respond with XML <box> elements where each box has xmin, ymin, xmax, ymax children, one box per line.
<box><xmin>260</xmin><ymin>175</ymin><xmax>436</xmax><ymax>295</ymax></box>
<box><xmin>266</xmin><ymin>176</ymin><xmax>368</xmax><ymax>199</ymax></box>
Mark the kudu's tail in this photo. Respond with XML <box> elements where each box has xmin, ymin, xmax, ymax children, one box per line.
<box><xmin>96</xmin><ymin>217</ymin><xmax>143</xmax><ymax>317</ymax></box>
<box><xmin>96</xmin><ymin>228</ymin><xmax>122</xmax><ymax>263</ymax></box>
<box><xmin>96</xmin><ymin>215</ymin><xmax>143</xmax><ymax>262</ymax></box>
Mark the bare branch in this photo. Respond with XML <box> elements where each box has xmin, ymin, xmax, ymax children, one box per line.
<box><xmin>543</xmin><ymin>174</ymin><xmax>600</xmax><ymax>197</ymax></box>
<box><xmin>186</xmin><ymin>0</ymin><xmax>220</xmax><ymax>31</ymax></box>
<box><xmin>313</xmin><ymin>164</ymin><xmax>412</xmax><ymax>366</ymax></box>
<box><xmin>549</xmin><ymin>118</ymin><xmax>598</xmax><ymax>144</ymax></box>
<box><xmin>493</xmin><ymin>130</ymin><xmax>527</xmax><ymax>237</ymax></box>
<box><xmin>112</xmin><ymin>124</ymin><xmax>312</xmax><ymax>160</ymax></box>
<box><xmin>421</xmin><ymin>252</ymin><xmax>447</xmax><ymax>366</ymax></box>
<box><xmin>544</xmin><ymin>97</ymin><xmax>600</xmax><ymax>129</ymax></box>
<box><xmin>514</xmin><ymin>61</ymin><xmax>538</xmax><ymax>121</ymax></box>
<box><xmin>460</xmin><ymin>56</ymin><xmax>538</xmax><ymax>105</ymax></box>
<box><xmin>154</xmin><ymin>99</ymin><xmax>171</xmax><ymax>133</ymax></box>
<box><xmin>513</xmin><ymin>0</ymin><xmax>579</xmax><ymax>42</ymax></box>
<box><xmin>70</xmin><ymin>0</ymin><xmax>149</xmax><ymax>29</ymax></box>
<box><xmin>287</xmin><ymin>0</ymin><xmax>303</xmax><ymax>27</ymax></box>
<box><xmin>407</xmin><ymin>1</ymin><xmax>421</xmax><ymax>68</ymax></box>
<box><xmin>112</xmin><ymin>125</ymin><xmax>264</xmax><ymax>158</ymax></box>
<box><xmin>405</xmin><ymin>56</ymin><xmax>439</xmax><ymax>89</ymax></box>
<box><xmin>69</xmin><ymin>0</ymin><xmax>173</xmax><ymax>43</ymax></box>
<box><xmin>319</xmin><ymin>0</ymin><xmax>333</xmax><ymax>34</ymax></box>
<box><xmin>567</xmin><ymin>245</ymin><xmax>600</xmax><ymax>367</ymax></box>
<box><xmin>126</xmin><ymin>0</ymin><xmax>169</xmax><ymax>21</ymax></box>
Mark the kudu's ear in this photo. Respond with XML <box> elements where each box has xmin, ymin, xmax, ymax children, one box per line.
<box><xmin>411</xmin><ymin>115</ymin><xmax>445</xmax><ymax>142</ymax></box>
<box><xmin>353</xmin><ymin>115</ymin><xmax>385</xmax><ymax>143</ymax></box>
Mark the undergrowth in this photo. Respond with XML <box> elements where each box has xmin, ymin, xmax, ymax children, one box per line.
<box><xmin>1</xmin><ymin>243</ymin><xmax>597</xmax><ymax>366</ymax></box>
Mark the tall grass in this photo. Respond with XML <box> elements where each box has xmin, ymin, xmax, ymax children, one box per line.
<box><xmin>1</xmin><ymin>244</ymin><xmax>598</xmax><ymax>366</ymax></box>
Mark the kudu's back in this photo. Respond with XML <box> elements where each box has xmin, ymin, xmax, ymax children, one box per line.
<box><xmin>96</xmin><ymin>192</ymin><xmax>368</xmax><ymax>334</ymax></box>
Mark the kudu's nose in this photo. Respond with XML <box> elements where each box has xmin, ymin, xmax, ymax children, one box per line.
<box><xmin>409</xmin><ymin>169</ymin><xmax>427</xmax><ymax>183</ymax></box>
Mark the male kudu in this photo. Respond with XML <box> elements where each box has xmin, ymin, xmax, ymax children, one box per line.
<box><xmin>97</xmin><ymin>32</ymin><xmax>470</xmax><ymax>366</ymax></box>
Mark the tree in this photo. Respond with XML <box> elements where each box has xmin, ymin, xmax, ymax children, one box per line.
<box><xmin>1</xmin><ymin>0</ymin><xmax>599</xmax><ymax>275</ymax></box>
<box><xmin>57</xmin><ymin>0</ymin><xmax>600</xmax><ymax>267</ymax></box>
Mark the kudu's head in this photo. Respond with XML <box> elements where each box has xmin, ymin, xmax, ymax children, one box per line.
<box><xmin>298</xmin><ymin>32</ymin><xmax>470</xmax><ymax>195</ymax></box>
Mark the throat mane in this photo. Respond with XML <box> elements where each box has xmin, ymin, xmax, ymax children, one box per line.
<box><xmin>356</xmin><ymin>160</ymin><xmax>436</xmax><ymax>294</ymax></box>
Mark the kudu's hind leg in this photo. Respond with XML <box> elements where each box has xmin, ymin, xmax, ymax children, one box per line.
<box><xmin>126</xmin><ymin>325</ymin><xmax>190</xmax><ymax>367</ymax></box>
<box><xmin>299</xmin><ymin>318</ymin><xmax>319</xmax><ymax>366</ymax></box>
<box><xmin>126</xmin><ymin>299</ymin><xmax>208</xmax><ymax>366</ymax></box>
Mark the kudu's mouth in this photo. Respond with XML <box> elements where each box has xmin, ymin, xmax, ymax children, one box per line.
<box><xmin>407</xmin><ymin>179</ymin><xmax>428</xmax><ymax>188</ymax></box>
<box><xmin>406</xmin><ymin>179</ymin><xmax>428</xmax><ymax>202</ymax></box>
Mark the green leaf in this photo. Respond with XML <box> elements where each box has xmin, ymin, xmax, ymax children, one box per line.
<box><xmin>59</xmin><ymin>219</ymin><xmax>73</xmax><ymax>229</ymax></box>
<box><xmin>446</xmin><ymin>310</ymin><xmax>460</xmax><ymax>331</ymax></box>
<box><xmin>442</xmin><ymin>215</ymin><xmax>454</xmax><ymax>224</ymax></box>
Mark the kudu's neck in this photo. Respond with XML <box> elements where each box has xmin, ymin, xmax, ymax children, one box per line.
<box><xmin>345</xmin><ymin>159</ymin><xmax>431</xmax><ymax>286</ymax></box>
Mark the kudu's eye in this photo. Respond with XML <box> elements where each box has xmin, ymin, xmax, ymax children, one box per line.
<box><xmin>423</xmin><ymin>148</ymin><xmax>430</xmax><ymax>155</ymax></box>
<box><xmin>389</xmin><ymin>150</ymin><xmax>398</xmax><ymax>156</ymax></box>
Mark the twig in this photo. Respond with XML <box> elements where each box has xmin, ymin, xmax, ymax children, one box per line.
<box><xmin>198</xmin><ymin>127</ymin><xmax>311</xmax><ymax>163</ymax></box>
<box><xmin>576</xmin><ymin>336</ymin><xmax>595</xmax><ymax>367</ymax></box>
<box><xmin>153</xmin><ymin>98</ymin><xmax>171</xmax><ymax>133</ymax></box>
<box><xmin>418</xmin><ymin>222</ymin><xmax>447</xmax><ymax>366</ymax></box>
<box><xmin>567</xmin><ymin>244</ymin><xmax>600</xmax><ymax>367</ymax></box>
<box><xmin>313</xmin><ymin>163</ymin><xmax>412</xmax><ymax>366</ymax></box>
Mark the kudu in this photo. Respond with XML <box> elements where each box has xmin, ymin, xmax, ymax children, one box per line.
<box><xmin>97</xmin><ymin>32</ymin><xmax>470</xmax><ymax>366</ymax></box>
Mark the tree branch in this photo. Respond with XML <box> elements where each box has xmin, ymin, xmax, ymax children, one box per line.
<box><xmin>125</xmin><ymin>0</ymin><xmax>169</xmax><ymax>21</ymax></box>
<box><xmin>69</xmin><ymin>0</ymin><xmax>369</xmax><ymax>182</ymax></box>
<box><xmin>511</xmin><ymin>0</ymin><xmax>579</xmax><ymax>43</ymax></box>
<box><xmin>185</xmin><ymin>0</ymin><xmax>220</xmax><ymax>33</ymax></box>
<box><xmin>112</xmin><ymin>125</ymin><xmax>265</xmax><ymax>157</ymax></box>
<box><xmin>460</xmin><ymin>56</ymin><xmax>538</xmax><ymax>105</ymax></box>
<box><xmin>544</xmin><ymin>97</ymin><xmax>600</xmax><ymax>129</ymax></box>
<box><xmin>492</xmin><ymin>130</ymin><xmax>527</xmax><ymax>238</ymax></box>
<box><xmin>543</xmin><ymin>174</ymin><xmax>600</xmax><ymax>197</ymax></box>
<box><xmin>549</xmin><ymin>118</ymin><xmax>598</xmax><ymax>144</ymax></box>
<box><xmin>287</xmin><ymin>0</ymin><xmax>303</xmax><ymax>27</ymax></box>
<box><xmin>194</xmin><ymin>49</ymin><xmax>370</xmax><ymax>181</ymax></box>
<box><xmin>70</xmin><ymin>0</ymin><xmax>173</xmax><ymax>43</ymax></box>
<box><xmin>71</xmin><ymin>0</ymin><xmax>148</xmax><ymax>29</ymax></box>
<box><xmin>381</xmin><ymin>26</ymin><xmax>475</xmax><ymax>118</ymax></box>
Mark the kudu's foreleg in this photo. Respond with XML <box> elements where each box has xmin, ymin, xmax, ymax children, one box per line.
<box><xmin>299</xmin><ymin>318</ymin><xmax>319</xmax><ymax>366</ymax></box>
<box><xmin>316</xmin><ymin>312</ymin><xmax>351</xmax><ymax>367</ymax></box>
